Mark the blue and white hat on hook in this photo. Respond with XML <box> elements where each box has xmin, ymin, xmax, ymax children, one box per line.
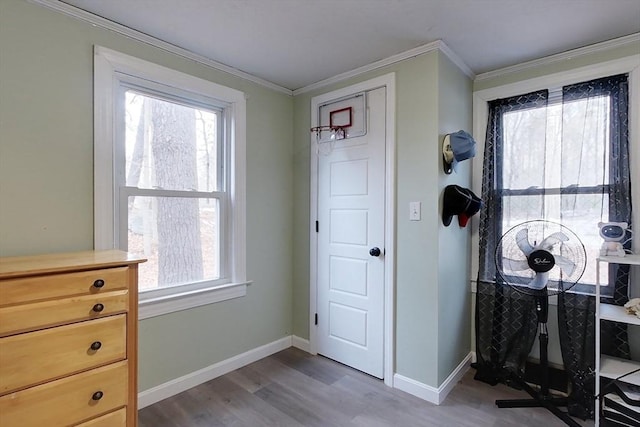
<box><xmin>443</xmin><ymin>130</ymin><xmax>477</xmax><ymax>174</ymax></box>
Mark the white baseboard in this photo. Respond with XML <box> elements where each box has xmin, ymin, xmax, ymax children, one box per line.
<box><xmin>139</xmin><ymin>337</ymin><xmax>472</xmax><ymax>409</ymax></box>
<box><xmin>393</xmin><ymin>352</ymin><xmax>472</xmax><ymax>405</ymax></box>
<box><xmin>138</xmin><ymin>336</ymin><xmax>292</xmax><ymax>408</ymax></box>
<box><xmin>291</xmin><ymin>335</ymin><xmax>311</xmax><ymax>352</ymax></box>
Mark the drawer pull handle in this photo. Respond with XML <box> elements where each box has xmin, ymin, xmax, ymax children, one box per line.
<box><xmin>93</xmin><ymin>279</ymin><xmax>105</xmax><ymax>289</ymax></box>
<box><xmin>90</xmin><ymin>341</ymin><xmax>102</xmax><ymax>351</ymax></box>
<box><xmin>92</xmin><ymin>391</ymin><xmax>104</xmax><ymax>401</ymax></box>
<box><xmin>92</xmin><ymin>303</ymin><xmax>105</xmax><ymax>312</ymax></box>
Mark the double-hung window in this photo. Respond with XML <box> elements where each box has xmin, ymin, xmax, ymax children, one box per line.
<box><xmin>496</xmin><ymin>75</ymin><xmax>630</xmax><ymax>295</ymax></box>
<box><xmin>94</xmin><ymin>47</ymin><xmax>247</xmax><ymax>317</ymax></box>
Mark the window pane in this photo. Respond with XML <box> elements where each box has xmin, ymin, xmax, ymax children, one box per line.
<box><xmin>555</xmin><ymin>195</ymin><xmax>609</xmax><ymax>287</ymax></box>
<box><xmin>127</xmin><ymin>196</ymin><xmax>220</xmax><ymax>292</ymax></box>
<box><xmin>502</xmin><ymin>106</ymin><xmax>549</xmax><ymax>190</ymax></box>
<box><xmin>502</xmin><ymin>193</ymin><xmax>609</xmax><ymax>287</ymax></box>
<box><xmin>502</xmin><ymin>97</ymin><xmax>609</xmax><ymax>191</ymax></box>
<box><xmin>502</xmin><ymin>194</ymin><xmax>545</xmax><ymax>231</ymax></box>
<box><xmin>561</xmin><ymin>96</ymin><xmax>610</xmax><ymax>187</ymax></box>
<box><xmin>124</xmin><ymin>90</ymin><xmax>220</xmax><ymax>192</ymax></box>
<box><xmin>501</xmin><ymin>93</ymin><xmax>613</xmax><ymax>295</ymax></box>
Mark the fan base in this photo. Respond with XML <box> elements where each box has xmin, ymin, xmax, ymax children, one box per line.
<box><xmin>496</xmin><ymin>378</ymin><xmax>582</xmax><ymax>427</ymax></box>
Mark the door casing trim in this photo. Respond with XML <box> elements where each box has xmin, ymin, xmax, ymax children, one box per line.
<box><xmin>309</xmin><ymin>73</ymin><xmax>396</xmax><ymax>386</ymax></box>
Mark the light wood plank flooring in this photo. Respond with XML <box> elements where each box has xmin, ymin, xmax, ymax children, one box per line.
<box><xmin>138</xmin><ymin>347</ymin><xmax>595</xmax><ymax>427</ymax></box>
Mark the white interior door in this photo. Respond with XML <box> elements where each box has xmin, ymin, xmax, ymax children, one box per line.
<box><xmin>316</xmin><ymin>87</ymin><xmax>386</xmax><ymax>378</ymax></box>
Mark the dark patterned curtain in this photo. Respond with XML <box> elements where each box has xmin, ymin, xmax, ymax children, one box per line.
<box><xmin>558</xmin><ymin>74</ymin><xmax>631</xmax><ymax>419</ymax></box>
<box><xmin>474</xmin><ymin>90</ymin><xmax>548</xmax><ymax>385</ymax></box>
<box><xmin>474</xmin><ymin>75</ymin><xmax>631</xmax><ymax>420</ymax></box>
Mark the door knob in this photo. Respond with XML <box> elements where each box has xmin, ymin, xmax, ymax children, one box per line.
<box><xmin>369</xmin><ymin>247</ymin><xmax>381</xmax><ymax>257</ymax></box>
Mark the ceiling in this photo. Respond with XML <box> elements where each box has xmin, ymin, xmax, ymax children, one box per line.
<box><xmin>60</xmin><ymin>0</ymin><xmax>640</xmax><ymax>91</ymax></box>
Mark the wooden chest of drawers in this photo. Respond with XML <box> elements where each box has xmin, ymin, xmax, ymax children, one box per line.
<box><xmin>0</xmin><ymin>250</ymin><xmax>145</xmax><ymax>427</ymax></box>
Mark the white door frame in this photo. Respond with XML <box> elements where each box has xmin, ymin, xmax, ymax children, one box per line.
<box><xmin>309</xmin><ymin>73</ymin><xmax>396</xmax><ymax>386</ymax></box>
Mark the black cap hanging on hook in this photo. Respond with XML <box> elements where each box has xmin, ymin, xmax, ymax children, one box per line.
<box><xmin>442</xmin><ymin>185</ymin><xmax>482</xmax><ymax>227</ymax></box>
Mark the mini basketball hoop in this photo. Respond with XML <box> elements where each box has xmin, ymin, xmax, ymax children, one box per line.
<box><xmin>329</xmin><ymin>107</ymin><xmax>352</xmax><ymax>130</ymax></box>
<box><xmin>310</xmin><ymin>125</ymin><xmax>348</xmax><ymax>141</ymax></box>
<box><xmin>310</xmin><ymin>106</ymin><xmax>352</xmax><ymax>154</ymax></box>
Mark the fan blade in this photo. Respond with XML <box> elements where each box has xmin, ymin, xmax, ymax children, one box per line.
<box><xmin>524</xmin><ymin>272</ymin><xmax>549</xmax><ymax>290</ymax></box>
<box><xmin>555</xmin><ymin>255</ymin><xmax>576</xmax><ymax>277</ymax></box>
<box><xmin>502</xmin><ymin>258</ymin><xmax>530</xmax><ymax>271</ymax></box>
<box><xmin>515</xmin><ymin>228</ymin><xmax>534</xmax><ymax>256</ymax></box>
<box><xmin>536</xmin><ymin>232</ymin><xmax>568</xmax><ymax>251</ymax></box>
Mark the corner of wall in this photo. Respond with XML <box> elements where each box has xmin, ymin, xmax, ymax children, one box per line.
<box><xmin>435</xmin><ymin>49</ymin><xmax>474</xmax><ymax>386</ymax></box>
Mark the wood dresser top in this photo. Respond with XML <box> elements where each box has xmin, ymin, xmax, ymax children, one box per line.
<box><xmin>0</xmin><ymin>250</ymin><xmax>146</xmax><ymax>279</ymax></box>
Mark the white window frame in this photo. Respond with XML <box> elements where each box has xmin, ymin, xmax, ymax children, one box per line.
<box><xmin>471</xmin><ymin>54</ymin><xmax>640</xmax><ymax>302</ymax></box>
<box><xmin>94</xmin><ymin>46</ymin><xmax>248</xmax><ymax>319</ymax></box>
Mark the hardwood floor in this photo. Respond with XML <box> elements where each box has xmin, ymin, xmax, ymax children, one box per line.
<box><xmin>138</xmin><ymin>347</ymin><xmax>595</xmax><ymax>427</ymax></box>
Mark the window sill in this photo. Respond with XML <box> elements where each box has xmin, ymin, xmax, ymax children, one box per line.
<box><xmin>139</xmin><ymin>280</ymin><xmax>252</xmax><ymax>320</ymax></box>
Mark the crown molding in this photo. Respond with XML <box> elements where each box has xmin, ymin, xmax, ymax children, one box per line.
<box><xmin>294</xmin><ymin>40</ymin><xmax>473</xmax><ymax>96</ymax></box>
<box><xmin>293</xmin><ymin>40</ymin><xmax>439</xmax><ymax>95</ymax></box>
<box><xmin>438</xmin><ymin>41</ymin><xmax>475</xmax><ymax>80</ymax></box>
<box><xmin>31</xmin><ymin>1</ymin><xmax>474</xmax><ymax>97</ymax></box>
<box><xmin>29</xmin><ymin>0</ymin><xmax>293</xmax><ymax>95</ymax></box>
<box><xmin>475</xmin><ymin>33</ymin><xmax>640</xmax><ymax>82</ymax></box>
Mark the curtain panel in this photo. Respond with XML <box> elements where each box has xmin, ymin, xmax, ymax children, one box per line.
<box><xmin>474</xmin><ymin>74</ymin><xmax>631</xmax><ymax>420</ymax></box>
<box><xmin>474</xmin><ymin>90</ymin><xmax>549</xmax><ymax>386</ymax></box>
<box><xmin>558</xmin><ymin>74</ymin><xmax>631</xmax><ymax>418</ymax></box>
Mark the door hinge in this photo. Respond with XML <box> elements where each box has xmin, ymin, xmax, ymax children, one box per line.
<box><xmin>314</xmin><ymin>313</ymin><xmax>318</xmax><ymax>325</ymax></box>
<box><xmin>315</xmin><ymin>221</ymin><xmax>319</xmax><ymax>233</ymax></box>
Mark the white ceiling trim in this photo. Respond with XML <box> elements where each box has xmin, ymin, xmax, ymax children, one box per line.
<box><xmin>29</xmin><ymin>0</ymin><xmax>293</xmax><ymax>95</ymax></box>
<box><xmin>438</xmin><ymin>42</ymin><xmax>475</xmax><ymax>80</ymax></box>
<box><xmin>37</xmin><ymin>0</ymin><xmax>635</xmax><ymax>98</ymax></box>
<box><xmin>475</xmin><ymin>33</ymin><xmax>640</xmax><ymax>82</ymax></box>
<box><xmin>293</xmin><ymin>40</ymin><xmax>474</xmax><ymax>96</ymax></box>
<box><xmin>33</xmin><ymin>0</ymin><xmax>475</xmax><ymax>98</ymax></box>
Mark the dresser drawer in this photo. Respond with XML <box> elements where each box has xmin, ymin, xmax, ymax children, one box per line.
<box><xmin>0</xmin><ymin>266</ymin><xmax>129</xmax><ymax>306</ymax></box>
<box><xmin>74</xmin><ymin>407</ymin><xmax>126</xmax><ymax>426</ymax></box>
<box><xmin>0</xmin><ymin>361</ymin><xmax>128</xmax><ymax>427</ymax></box>
<box><xmin>0</xmin><ymin>314</ymin><xmax>126</xmax><ymax>394</ymax></box>
<box><xmin>0</xmin><ymin>290</ymin><xmax>129</xmax><ymax>337</ymax></box>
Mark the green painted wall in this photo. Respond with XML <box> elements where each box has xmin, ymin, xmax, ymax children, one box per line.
<box><xmin>436</xmin><ymin>52</ymin><xmax>473</xmax><ymax>384</ymax></box>
<box><xmin>292</xmin><ymin>51</ymin><xmax>473</xmax><ymax>388</ymax></box>
<box><xmin>0</xmin><ymin>0</ymin><xmax>294</xmax><ymax>391</ymax></box>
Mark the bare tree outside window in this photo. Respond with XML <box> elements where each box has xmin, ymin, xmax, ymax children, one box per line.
<box><xmin>124</xmin><ymin>91</ymin><xmax>220</xmax><ymax>291</ymax></box>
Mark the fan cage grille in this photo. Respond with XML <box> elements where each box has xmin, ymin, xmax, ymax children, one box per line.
<box><xmin>495</xmin><ymin>220</ymin><xmax>587</xmax><ymax>296</ymax></box>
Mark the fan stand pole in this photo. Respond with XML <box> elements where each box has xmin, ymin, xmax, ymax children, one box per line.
<box><xmin>495</xmin><ymin>294</ymin><xmax>581</xmax><ymax>427</ymax></box>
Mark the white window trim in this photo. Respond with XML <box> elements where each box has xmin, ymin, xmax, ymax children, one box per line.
<box><xmin>94</xmin><ymin>46</ymin><xmax>249</xmax><ymax>318</ymax></box>
<box><xmin>471</xmin><ymin>54</ymin><xmax>640</xmax><ymax>302</ymax></box>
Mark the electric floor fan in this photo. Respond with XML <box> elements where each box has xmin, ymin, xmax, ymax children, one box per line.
<box><xmin>494</xmin><ymin>220</ymin><xmax>587</xmax><ymax>427</ymax></box>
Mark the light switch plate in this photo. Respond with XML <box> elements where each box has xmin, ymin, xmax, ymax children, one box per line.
<box><xmin>409</xmin><ymin>202</ymin><xmax>421</xmax><ymax>221</ymax></box>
